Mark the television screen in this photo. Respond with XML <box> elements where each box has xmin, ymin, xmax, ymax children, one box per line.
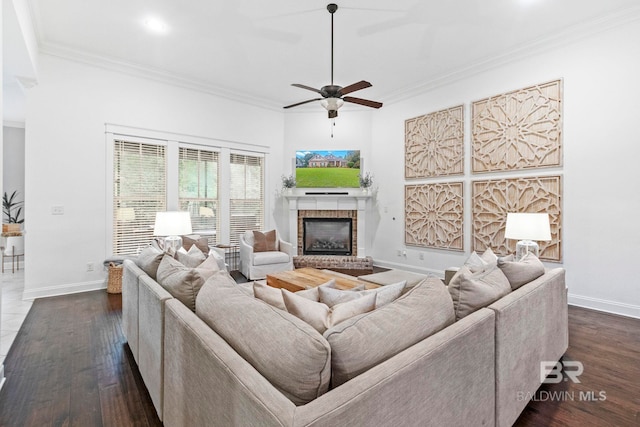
<box><xmin>295</xmin><ymin>150</ymin><xmax>361</xmax><ymax>188</ymax></box>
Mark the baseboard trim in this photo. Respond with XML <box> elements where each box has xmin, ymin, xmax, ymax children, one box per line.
<box><xmin>22</xmin><ymin>280</ymin><xmax>106</xmax><ymax>301</ymax></box>
<box><xmin>568</xmin><ymin>293</ymin><xmax>639</xmax><ymax>319</ymax></box>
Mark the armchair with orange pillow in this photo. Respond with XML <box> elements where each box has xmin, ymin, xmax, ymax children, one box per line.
<box><xmin>239</xmin><ymin>229</ymin><xmax>294</xmax><ymax>280</ymax></box>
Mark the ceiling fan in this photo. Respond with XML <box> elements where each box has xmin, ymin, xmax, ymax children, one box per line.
<box><xmin>283</xmin><ymin>3</ymin><xmax>383</xmax><ymax>119</ymax></box>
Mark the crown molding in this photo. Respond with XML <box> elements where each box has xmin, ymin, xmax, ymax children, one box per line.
<box><xmin>39</xmin><ymin>43</ymin><xmax>282</xmax><ymax>111</ymax></box>
<box><xmin>383</xmin><ymin>5</ymin><xmax>640</xmax><ymax>105</ymax></box>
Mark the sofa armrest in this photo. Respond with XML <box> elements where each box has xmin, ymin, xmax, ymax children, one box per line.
<box><xmin>163</xmin><ymin>299</ymin><xmax>296</xmax><ymax>427</ymax></box>
<box><xmin>294</xmin><ymin>308</ymin><xmax>496</xmax><ymax>427</ymax></box>
<box><xmin>138</xmin><ymin>276</ymin><xmax>173</xmax><ymax>421</ymax></box>
<box><xmin>489</xmin><ymin>268</ymin><xmax>567</xmax><ymax>427</ymax></box>
<box><xmin>239</xmin><ymin>236</ymin><xmax>254</xmax><ymax>263</ymax></box>
<box><xmin>122</xmin><ymin>259</ymin><xmax>146</xmax><ymax>363</ymax></box>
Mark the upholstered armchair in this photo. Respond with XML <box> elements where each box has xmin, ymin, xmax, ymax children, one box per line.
<box><xmin>239</xmin><ymin>230</ymin><xmax>294</xmax><ymax>280</ymax></box>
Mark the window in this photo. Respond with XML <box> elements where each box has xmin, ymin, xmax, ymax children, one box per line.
<box><xmin>179</xmin><ymin>147</ymin><xmax>219</xmax><ymax>245</ymax></box>
<box><xmin>113</xmin><ymin>140</ymin><xmax>166</xmax><ymax>255</ymax></box>
<box><xmin>229</xmin><ymin>153</ymin><xmax>264</xmax><ymax>245</ymax></box>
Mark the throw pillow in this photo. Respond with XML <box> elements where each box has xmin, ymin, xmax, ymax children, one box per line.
<box><xmin>156</xmin><ymin>254</ymin><xmax>218</xmax><ymax>312</ymax></box>
<box><xmin>480</xmin><ymin>247</ymin><xmax>499</xmax><ymax>266</ymax></box>
<box><xmin>175</xmin><ymin>244</ymin><xmax>207</xmax><ymax>268</ymax></box>
<box><xmin>295</xmin><ymin>279</ymin><xmax>337</xmax><ymax>301</ymax></box>
<box><xmin>136</xmin><ymin>246</ymin><xmax>164</xmax><ymax>280</ymax></box>
<box><xmin>196</xmin><ymin>274</ymin><xmax>331</xmax><ymax>405</ymax></box>
<box><xmin>282</xmin><ymin>289</ymin><xmax>376</xmax><ymax>334</ymax></box>
<box><xmin>448</xmin><ymin>265</ymin><xmax>511</xmax><ymax>320</ymax></box>
<box><xmin>324</xmin><ymin>277</ymin><xmax>455</xmax><ymax>387</ymax></box>
<box><xmin>318</xmin><ymin>285</ymin><xmax>367</xmax><ymax>307</ymax></box>
<box><xmin>182</xmin><ymin>235</ymin><xmax>209</xmax><ymax>254</ymax></box>
<box><xmin>253</xmin><ymin>281</ymin><xmax>287</xmax><ymax>310</ymax></box>
<box><xmin>361</xmin><ymin>280</ymin><xmax>406</xmax><ymax>309</ymax></box>
<box><xmin>498</xmin><ymin>252</ymin><xmax>545</xmax><ymax>290</ymax></box>
<box><xmin>252</xmin><ymin>230</ymin><xmax>277</xmax><ymax>252</ymax></box>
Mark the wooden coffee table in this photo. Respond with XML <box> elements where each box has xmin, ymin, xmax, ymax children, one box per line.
<box><xmin>266</xmin><ymin>267</ymin><xmax>378</xmax><ymax>292</ymax></box>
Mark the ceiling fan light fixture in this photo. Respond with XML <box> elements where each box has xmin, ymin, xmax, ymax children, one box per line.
<box><xmin>320</xmin><ymin>97</ymin><xmax>344</xmax><ymax>111</ymax></box>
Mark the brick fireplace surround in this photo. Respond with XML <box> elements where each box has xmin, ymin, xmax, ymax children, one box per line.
<box><xmin>283</xmin><ymin>192</ymin><xmax>373</xmax><ymax>270</ymax></box>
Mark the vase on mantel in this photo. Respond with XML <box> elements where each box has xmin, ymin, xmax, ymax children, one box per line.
<box><xmin>361</xmin><ymin>187</ymin><xmax>370</xmax><ymax>195</ymax></box>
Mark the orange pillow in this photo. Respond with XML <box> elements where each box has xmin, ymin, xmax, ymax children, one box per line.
<box><xmin>253</xmin><ymin>230</ymin><xmax>277</xmax><ymax>252</ymax></box>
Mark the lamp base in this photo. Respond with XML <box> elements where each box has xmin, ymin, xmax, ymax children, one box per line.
<box><xmin>164</xmin><ymin>235</ymin><xmax>183</xmax><ymax>253</ymax></box>
<box><xmin>515</xmin><ymin>240</ymin><xmax>539</xmax><ymax>261</ymax></box>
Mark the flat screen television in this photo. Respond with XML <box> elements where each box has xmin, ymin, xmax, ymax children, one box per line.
<box><xmin>295</xmin><ymin>150</ymin><xmax>361</xmax><ymax>188</ymax></box>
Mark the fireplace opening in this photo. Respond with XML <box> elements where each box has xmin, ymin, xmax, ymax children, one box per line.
<box><xmin>303</xmin><ymin>218</ymin><xmax>352</xmax><ymax>256</ymax></box>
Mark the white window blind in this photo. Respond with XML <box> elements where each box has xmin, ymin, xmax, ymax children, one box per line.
<box><xmin>113</xmin><ymin>140</ymin><xmax>166</xmax><ymax>255</ymax></box>
<box><xmin>229</xmin><ymin>153</ymin><xmax>264</xmax><ymax>245</ymax></box>
<box><xmin>179</xmin><ymin>147</ymin><xmax>220</xmax><ymax>245</ymax></box>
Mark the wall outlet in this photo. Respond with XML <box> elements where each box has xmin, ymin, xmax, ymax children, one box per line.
<box><xmin>402</xmin><ymin>250</ymin><xmax>407</xmax><ymax>257</ymax></box>
<box><xmin>86</xmin><ymin>262</ymin><xmax>94</xmax><ymax>272</ymax></box>
<box><xmin>419</xmin><ymin>252</ymin><xmax>424</xmax><ymax>260</ymax></box>
<box><xmin>397</xmin><ymin>249</ymin><xmax>402</xmax><ymax>256</ymax></box>
<box><xmin>52</xmin><ymin>205</ymin><xmax>64</xmax><ymax>215</ymax></box>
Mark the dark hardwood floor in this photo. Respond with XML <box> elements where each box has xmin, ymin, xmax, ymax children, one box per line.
<box><xmin>0</xmin><ymin>285</ymin><xmax>638</xmax><ymax>426</ymax></box>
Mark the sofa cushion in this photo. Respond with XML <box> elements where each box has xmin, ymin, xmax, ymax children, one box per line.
<box><xmin>252</xmin><ymin>251</ymin><xmax>289</xmax><ymax>266</ymax></box>
<box><xmin>175</xmin><ymin>244</ymin><xmax>207</xmax><ymax>268</ymax></box>
<box><xmin>253</xmin><ymin>281</ymin><xmax>287</xmax><ymax>310</ymax></box>
<box><xmin>252</xmin><ymin>230</ymin><xmax>277</xmax><ymax>252</ymax></box>
<box><xmin>136</xmin><ymin>246</ymin><xmax>164</xmax><ymax>279</ymax></box>
<box><xmin>498</xmin><ymin>252</ymin><xmax>545</xmax><ymax>290</ymax></box>
<box><xmin>282</xmin><ymin>289</ymin><xmax>376</xmax><ymax>334</ymax></box>
<box><xmin>324</xmin><ymin>277</ymin><xmax>455</xmax><ymax>387</ymax></box>
<box><xmin>296</xmin><ymin>279</ymin><xmax>337</xmax><ymax>301</ymax></box>
<box><xmin>196</xmin><ymin>273</ymin><xmax>331</xmax><ymax>405</ymax></box>
<box><xmin>464</xmin><ymin>248</ymin><xmax>499</xmax><ymax>272</ymax></box>
<box><xmin>156</xmin><ymin>255</ymin><xmax>219</xmax><ymax>312</ymax></box>
<box><xmin>448</xmin><ymin>265</ymin><xmax>511</xmax><ymax>320</ymax></box>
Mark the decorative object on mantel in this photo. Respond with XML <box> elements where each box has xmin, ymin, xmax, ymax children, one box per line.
<box><xmin>405</xmin><ymin>105</ymin><xmax>464</xmax><ymax>178</ymax></box>
<box><xmin>472</xmin><ymin>176</ymin><xmax>562</xmax><ymax>261</ymax></box>
<box><xmin>472</xmin><ymin>79</ymin><xmax>562</xmax><ymax>173</ymax></box>
<box><xmin>504</xmin><ymin>213</ymin><xmax>552</xmax><ymax>261</ymax></box>
<box><xmin>283</xmin><ymin>4</ymin><xmax>383</xmax><ymax>122</ymax></box>
<box><xmin>405</xmin><ymin>182</ymin><xmax>464</xmax><ymax>251</ymax></box>
<box><xmin>358</xmin><ymin>172</ymin><xmax>373</xmax><ymax>193</ymax></box>
<box><xmin>281</xmin><ymin>174</ymin><xmax>296</xmax><ymax>194</ymax></box>
<box><xmin>153</xmin><ymin>211</ymin><xmax>193</xmax><ymax>253</ymax></box>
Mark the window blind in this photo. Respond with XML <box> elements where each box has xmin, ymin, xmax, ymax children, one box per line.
<box><xmin>179</xmin><ymin>147</ymin><xmax>220</xmax><ymax>245</ymax></box>
<box><xmin>113</xmin><ymin>140</ymin><xmax>166</xmax><ymax>255</ymax></box>
<box><xmin>229</xmin><ymin>153</ymin><xmax>264</xmax><ymax>245</ymax></box>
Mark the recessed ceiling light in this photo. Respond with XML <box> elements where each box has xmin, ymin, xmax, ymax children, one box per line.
<box><xmin>144</xmin><ymin>17</ymin><xmax>168</xmax><ymax>33</ymax></box>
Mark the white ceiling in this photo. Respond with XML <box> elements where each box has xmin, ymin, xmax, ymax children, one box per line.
<box><xmin>5</xmin><ymin>0</ymin><xmax>640</xmax><ymax>119</ymax></box>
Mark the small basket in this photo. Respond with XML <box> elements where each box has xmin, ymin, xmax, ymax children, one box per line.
<box><xmin>107</xmin><ymin>262</ymin><xmax>123</xmax><ymax>294</ymax></box>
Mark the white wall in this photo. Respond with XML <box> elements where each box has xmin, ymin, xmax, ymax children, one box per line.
<box><xmin>23</xmin><ymin>54</ymin><xmax>285</xmax><ymax>299</ymax></box>
<box><xmin>2</xmin><ymin>126</ymin><xmax>26</xmax><ymax>221</ymax></box>
<box><xmin>369</xmin><ymin>20</ymin><xmax>640</xmax><ymax>317</ymax></box>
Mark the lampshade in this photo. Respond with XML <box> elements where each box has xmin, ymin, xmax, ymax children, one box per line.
<box><xmin>505</xmin><ymin>213</ymin><xmax>551</xmax><ymax>241</ymax></box>
<box><xmin>153</xmin><ymin>211</ymin><xmax>193</xmax><ymax>236</ymax></box>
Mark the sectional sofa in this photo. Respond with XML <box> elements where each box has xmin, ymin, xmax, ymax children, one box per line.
<box><xmin>122</xmin><ymin>252</ymin><xmax>567</xmax><ymax>427</ymax></box>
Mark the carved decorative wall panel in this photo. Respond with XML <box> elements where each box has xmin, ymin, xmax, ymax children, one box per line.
<box><xmin>405</xmin><ymin>105</ymin><xmax>464</xmax><ymax>178</ymax></box>
<box><xmin>472</xmin><ymin>80</ymin><xmax>562</xmax><ymax>173</ymax></box>
<box><xmin>472</xmin><ymin>176</ymin><xmax>562</xmax><ymax>261</ymax></box>
<box><xmin>405</xmin><ymin>182</ymin><xmax>464</xmax><ymax>251</ymax></box>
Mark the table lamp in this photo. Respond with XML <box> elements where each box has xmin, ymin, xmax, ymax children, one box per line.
<box><xmin>153</xmin><ymin>211</ymin><xmax>193</xmax><ymax>252</ymax></box>
<box><xmin>504</xmin><ymin>213</ymin><xmax>551</xmax><ymax>261</ymax></box>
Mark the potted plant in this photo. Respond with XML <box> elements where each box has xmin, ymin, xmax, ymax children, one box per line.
<box><xmin>3</xmin><ymin>190</ymin><xmax>24</xmax><ymax>234</ymax></box>
<box><xmin>359</xmin><ymin>172</ymin><xmax>373</xmax><ymax>193</ymax></box>
<box><xmin>281</xmin><ymin>174</ymin><xmax>296</xmax><ymax>194</ymax></box>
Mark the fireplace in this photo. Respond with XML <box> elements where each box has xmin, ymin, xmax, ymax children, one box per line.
<box><xmin>303</xmin><ymin>218</ymin><xmax>352</xmax><ymax>256</ymax></box>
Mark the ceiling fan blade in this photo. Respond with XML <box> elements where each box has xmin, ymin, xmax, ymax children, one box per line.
<box><xmin>292</xmin><ymin>84</ymin><xmax>323</xmax><ymax>94</ymax></box>
<box><xmin>339</xmin><ymin>80</ymin><xmax>372</xmax><ymax>95</ymax></box>
<box><xmin>283</xmin><ymin>98</ymin><xmax>322</xmax><ymax>109</ymax></box>
<box><xmin>343</xmin><ymin>96</ymin><xmax>383</xmax><ymax>109</ymax></box>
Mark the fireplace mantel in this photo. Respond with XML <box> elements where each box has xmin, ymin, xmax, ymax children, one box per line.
<box><xmin>284</xmin><ymin>192</ymin><xmax>371</xmax><ymax>256</ymax></box>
